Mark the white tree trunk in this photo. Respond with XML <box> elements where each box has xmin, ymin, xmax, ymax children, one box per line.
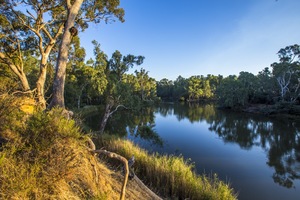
<box><xmin>49</xmin><ymin>0</ymin><xmax>83</xmax><ymax>109</ymax></box>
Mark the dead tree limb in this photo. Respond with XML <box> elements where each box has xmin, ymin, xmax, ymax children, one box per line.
<box><xmin>92</xmin><ymin>149</ymin><xmax>129</xmax><ymax>200</ymax></box>
<box><xmin>86</xmin><ymin>138</ymin><xmax>162</xmax><ymax>200</ymax></box>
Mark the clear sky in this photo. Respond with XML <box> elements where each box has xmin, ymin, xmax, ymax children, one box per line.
<box><xmin>79</xmin><ymin>0</ymin><xmax>300</xmax><ymax>81</ymax></box>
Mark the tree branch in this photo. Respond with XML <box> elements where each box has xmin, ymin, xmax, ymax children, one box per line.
<box><xmin>91</xmin><ymin>149</ymin><xmax>129</xmax><ymax>200</ymax></box>
<box><xmin>109</xmin><ymin>104</ymin><xmax>129</xmax><ymax>116</ymax></box>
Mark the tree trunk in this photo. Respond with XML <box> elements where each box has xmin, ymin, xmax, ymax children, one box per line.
<box><xmin>48</xmin><ymin>0</ymin><xmax>83</xmax><ymax>109</ymax></box>
<box><xmin>0</xmin><ymin>52</ymin><xmax>30</xmax><ymax>91</ymax></box>
<box><xmin>36</xmin><ymin>63</ymin><xmax>47</xmax><ymax>108</ymax></box>
<box><xmin>99</xmin><ymin>102</ymin><xmax>113</xmax><ymax>134</ymax></box>
<box><xmin>19</xmin><ymin>71</ymin><xmax>31</xmax><ymax>91</ymax></box>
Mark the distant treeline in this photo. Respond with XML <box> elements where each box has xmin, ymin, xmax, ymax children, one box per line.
<box><xmin>156</xmin><ymin>44</ymin><xmax>300</xmax><ymax>108</ymax></box>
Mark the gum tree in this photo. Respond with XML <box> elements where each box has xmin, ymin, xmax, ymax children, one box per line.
<box><xmin>0</xmin><ymin>0</ymin><xmax>124</xmax><ymax>109</ymax></box>
<box><xmin>271</xmin><ymin>44</ymin><xmax>300</xmax><ymax>102</ymax></box>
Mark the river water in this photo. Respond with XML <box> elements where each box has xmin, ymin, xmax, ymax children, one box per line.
<box><xmin>86</xmin><ymin>103</ymin><xmax>300</xmax><ymax>200</ymax></box>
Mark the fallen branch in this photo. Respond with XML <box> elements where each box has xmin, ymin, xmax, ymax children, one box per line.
<box><xmin>86</xmin><ymin>138</ymin><xmax>162</xmax><ymax>200</ymax></box>
<box><xmin>91</xmin><ymin>149</ymin><xmax>129</xmax><ymax>200</ymax></box>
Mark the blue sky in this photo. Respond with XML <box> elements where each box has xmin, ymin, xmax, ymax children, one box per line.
<box><xmin>80</xmin><ymin>0</ymin><xmax>300</xmax><ymax>81</ymax></box>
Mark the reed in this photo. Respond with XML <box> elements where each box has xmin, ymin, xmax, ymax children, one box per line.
<box><xmin>100</xmin><ymin>135</ymin><xmax>237</xmax><ymax>200</ymax></box>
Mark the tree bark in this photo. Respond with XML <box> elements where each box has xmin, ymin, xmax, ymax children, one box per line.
<box><xmin>48</xmin><ymin>0</ymin><xmax>83</xmax><ymax>109</ymax></box>
<box><xmin>0</xmin><ymin>52</ymin><xmax>30</xmax><ymax>91</ymax></box>
<box><xmin>99</xmin><ymin>102</ymin><xmax>113</xmax><ymax>134</ymax></box>
<box><xmin>36</xmin><ymin>64</ymin><xmax>47</xmax><ymax>108</ymax></box>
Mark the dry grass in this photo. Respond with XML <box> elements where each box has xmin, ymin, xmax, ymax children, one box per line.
<box><xmin>0</xmin><ymin>96</ymin><xmax>155</xmax><ymax>200</ymax></box>
<box><xmin>0</xmin><ymin>94</ymin><xmax>235</xmax><ymax>199</ymax></box>
<box><xmin>99</xmin><ymin>135</ymin><xmax>237</xmax><ymax>200</ymax></box>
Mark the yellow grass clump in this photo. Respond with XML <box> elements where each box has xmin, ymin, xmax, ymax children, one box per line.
<box><xmin>99</xmin><ymin>135</ymin><xmax>237</xmax><ymax>200</ymax></box>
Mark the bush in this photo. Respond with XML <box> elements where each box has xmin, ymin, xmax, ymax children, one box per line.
<box><xmin>0</xmin><ymin>103</ymin><xmax>108</xmax><ymax>199</ymax></box>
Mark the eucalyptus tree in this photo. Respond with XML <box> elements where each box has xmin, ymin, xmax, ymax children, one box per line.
<box><xmin>173</xmin><ymin>75</ymin><xmax>188</xmax><ymax>101</ymax></box>
<box><xmin>65</xmin><ymin>40</ymin><xmax>108</xmax><ymax>108</ymax></box>
<box><xmin>257</xmin><ymin>67</ymin><xmax>276</xmax><ymax>103</ymax></box>
<box><xmin>156</xmin><ymin>78</ymin><xmax>174</xmax><ymax>100</ymax></box>
<box><xmin>216</xmin><ymin>75</ymin><xmax>243</xmax><ymax>108</ymax></box>
<box><xmin>134</xmin><ymin>68</ymin><xmax>156</xmax><ymax>101</ymax></box>
<box><xmin>271</xmin><ymin>44</ymin><xmax>300</xmax><ymax>103</ymax></box>
<box><xmin>188</xmin><ymin>76</ymin><xmax>203</xmax><ymax>101</ymax></box>
<box><xmin>47</xmin><ymin>0</ymin><xmax>124</xmax><ymax>109</ymax></box>
<box><xmin>0</xmin><ymin>1</ymin><xmax>67</xmax><ymax>108</ymax></box>
<box><xmin>99</xmin><ymin>50</ymin><xmax>145</xmax><ymax>134</ymax></box>
<box><xmin>238</xmin><ymin>71</ymin><xmax>258</xmax><ymax>103</ymax></box>
<box><xmin>0</xmin><ymin>0</ymin><xmax>124</xmax><ymax>109</ymax></box>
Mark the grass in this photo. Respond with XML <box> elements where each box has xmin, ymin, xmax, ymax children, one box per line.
<box><xmin>0</xmin><ymin>95</ymin><xmax>120</xmax><ymax>199</ymax></box>
<box><xmin>0</xmin><ymin>94</ymin><xmax>236</xmax><ymax>199</ymax></box>
<box><xmin>98</xmin><ymin>135</ymin><xmax>237</xmax><ymax>200</ymax></box>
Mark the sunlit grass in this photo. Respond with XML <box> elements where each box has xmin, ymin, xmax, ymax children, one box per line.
<box><xmin>0</xmin><ymin>95</ymin><xmax>117</xmax><ymax>199</ymax></box>
<box><xmin>99</xmin><ymin>135</ymin><xmax>237</xmax><ymax>200</ymax></box>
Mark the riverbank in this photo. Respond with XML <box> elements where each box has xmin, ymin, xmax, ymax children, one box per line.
<box><xmin>241</xmin><ymin>103</ymin><xmax>300</xmax><ymax>120</ymax></box>
<box><xmin>0</xmin><ymin>95</ymin><xmax>236</xmax><ymax>199</ymax></box>
<box><xmin>98</xmin><ymin>134</ymin><xmax>237</xmax><ymax>200</ymax></box>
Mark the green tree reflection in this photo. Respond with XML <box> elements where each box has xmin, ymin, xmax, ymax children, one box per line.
<box><xmin>85</xmin><ymin>103</ymin><xmax>300</xmax><ymax>188</ymax></box>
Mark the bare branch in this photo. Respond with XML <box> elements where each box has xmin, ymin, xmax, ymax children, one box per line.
<box><xmin>26</xmin><ymin>9</ymin><xmax>36</xmax><ymax>20</ymax></box>
<box><xmin>109</xmin><ymin>104</ymin><xmax>129</xmax><ymax>116</ymax></box>
<box><xmin>91</xmin><ymin>149</ymin><xmax>129</xmax><ymax>200</ymax></box>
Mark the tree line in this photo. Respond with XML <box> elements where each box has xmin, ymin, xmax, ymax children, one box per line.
<box><xmin>156</xmin><ymin>44</ymin><xmax>300</xmax><ymax>108</ymax></box>
<box><xmin>1</xmin><ymin>1</ymin><xmax>299</xmax><ymax>118</ymax></box>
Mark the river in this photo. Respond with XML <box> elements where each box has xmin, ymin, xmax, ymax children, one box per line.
<box><xmin>86</xmin><ymin>102</ymin><xmax>300</xmax><ymax>200</ymax></box>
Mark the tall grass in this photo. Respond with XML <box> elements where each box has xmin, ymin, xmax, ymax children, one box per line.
<box><xmin>0</xmin><ymin>95</ymin><xmax>118</xmax><ymax>199</ymax></box>
<box><xmin>99</xmin><ymin>135</ymin><xmax>237</xmax><ymax>200</ymax></box>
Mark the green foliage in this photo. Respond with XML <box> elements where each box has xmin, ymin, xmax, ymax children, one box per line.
<box><xmin>216</xmin><ymin>75</ymin><xmax>243</xmax><ymax>108</ymax></box>
<box><xmin>157</xmin><ymin>75</ymin><xmax>221</xmax><ymax>102</ymax></box>
<box><xmin>65</xmin><ymin>40</ymin><xmax>108</xmax><ymax>108</ymax></box>
<box><xmin>156</xmin><ymin>78</ymin><xmax>174</xmax><ymax>100</ymax></box>
<box><xmin>271</xmin><ymin>44</ymin><xmax>300</xmax><ymax>102</ymax></box>
<box><xmin>23</xmin><ymin>109</ymin><xmax>82</xmax><ymax>152</ymax></box>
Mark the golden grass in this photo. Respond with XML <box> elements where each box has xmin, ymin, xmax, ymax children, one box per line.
<box><xmin>0</xmin><ymin>94</ymin><xmax>236</xmax><ymax>199</ymax></box>
<box><xmin>99</xmin><ymin>135</ymin><xmax>237</xmax><ymax>200</ymax></box>
<box><xmin>0</xmin><ymin>95</ymin><xmax>161</xmax><ymax>200</ymax></box>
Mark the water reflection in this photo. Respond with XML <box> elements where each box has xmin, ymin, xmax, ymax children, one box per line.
<box><xmin>85</xmin><ymin>103</ymin><xmax>300</xmax><ymax>189</ymax></box>
<box><xmin>84</xmin><ymin>107</ymin><xmax>164</xmax><ymax>146</ymax></box>
<box><xmin>158</xmin><ymin>103</ymin><xmax>300</xmax><ymax>189</ymax></box>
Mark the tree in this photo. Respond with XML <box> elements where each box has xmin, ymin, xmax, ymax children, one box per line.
<box><xmin>216</xmin><ymin>75</ymin><xmax>244</xmax><ymax>108</ymax></box>
<box><xmin>173</xmin><ymin>76</ymin><xmax>188</xmax><ymax>101</ymax></box>
<box><xmin>156</xmin><ymin>78</ymin><xmax>174</xmax><ymax>100</ymax></box>
<box><xmin>134</xmin><ymin>68</ymin><xmax>156</xmax><ymax>101</ymax></box>
<box><xmin>49</xmin><ymin>0</ymin><xmax>124</xmax><ymax>109</ymax></box>
<box><xmin>65</xmin><ymin>40</ymin><xmax>107</xmax><ymax>108</ymax></box>
<box><xmin>271</xmin><ymin>44</ymin><xmax>300</xmax><ymax>103</ymax></box>
<box><xmin>0</xmin><ymin>1</ymin><xmax>68</xmax><ymax>108</ymax></box>
<box><xmin>0</xmin><ymin>0</ymin><xmax>124</xmax><ymax>109</ymax></box>
<box><xmin>257</xmin><ymin>67</ymin><xmax>276</xmax><ymax>103</ymax></box>
<box><xmin>99</xmin><ymin>50</ymin><xmax>145</xmax><ymax>134</ymax></box>
<box><xmin>238</xmin><ymin>71</ymin><xmax>258</xmax><ymax>103</ymax></box>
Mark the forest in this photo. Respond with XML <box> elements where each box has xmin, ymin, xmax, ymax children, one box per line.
<box><xmin>1</xmin><ymin>1</ymin><xmax>300</xmax><ymax>117</ymax></box>
<box><xmin>1</xmin><ymin>0</ymin><xmax>299</xmax><ymax>199</ymax></box>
